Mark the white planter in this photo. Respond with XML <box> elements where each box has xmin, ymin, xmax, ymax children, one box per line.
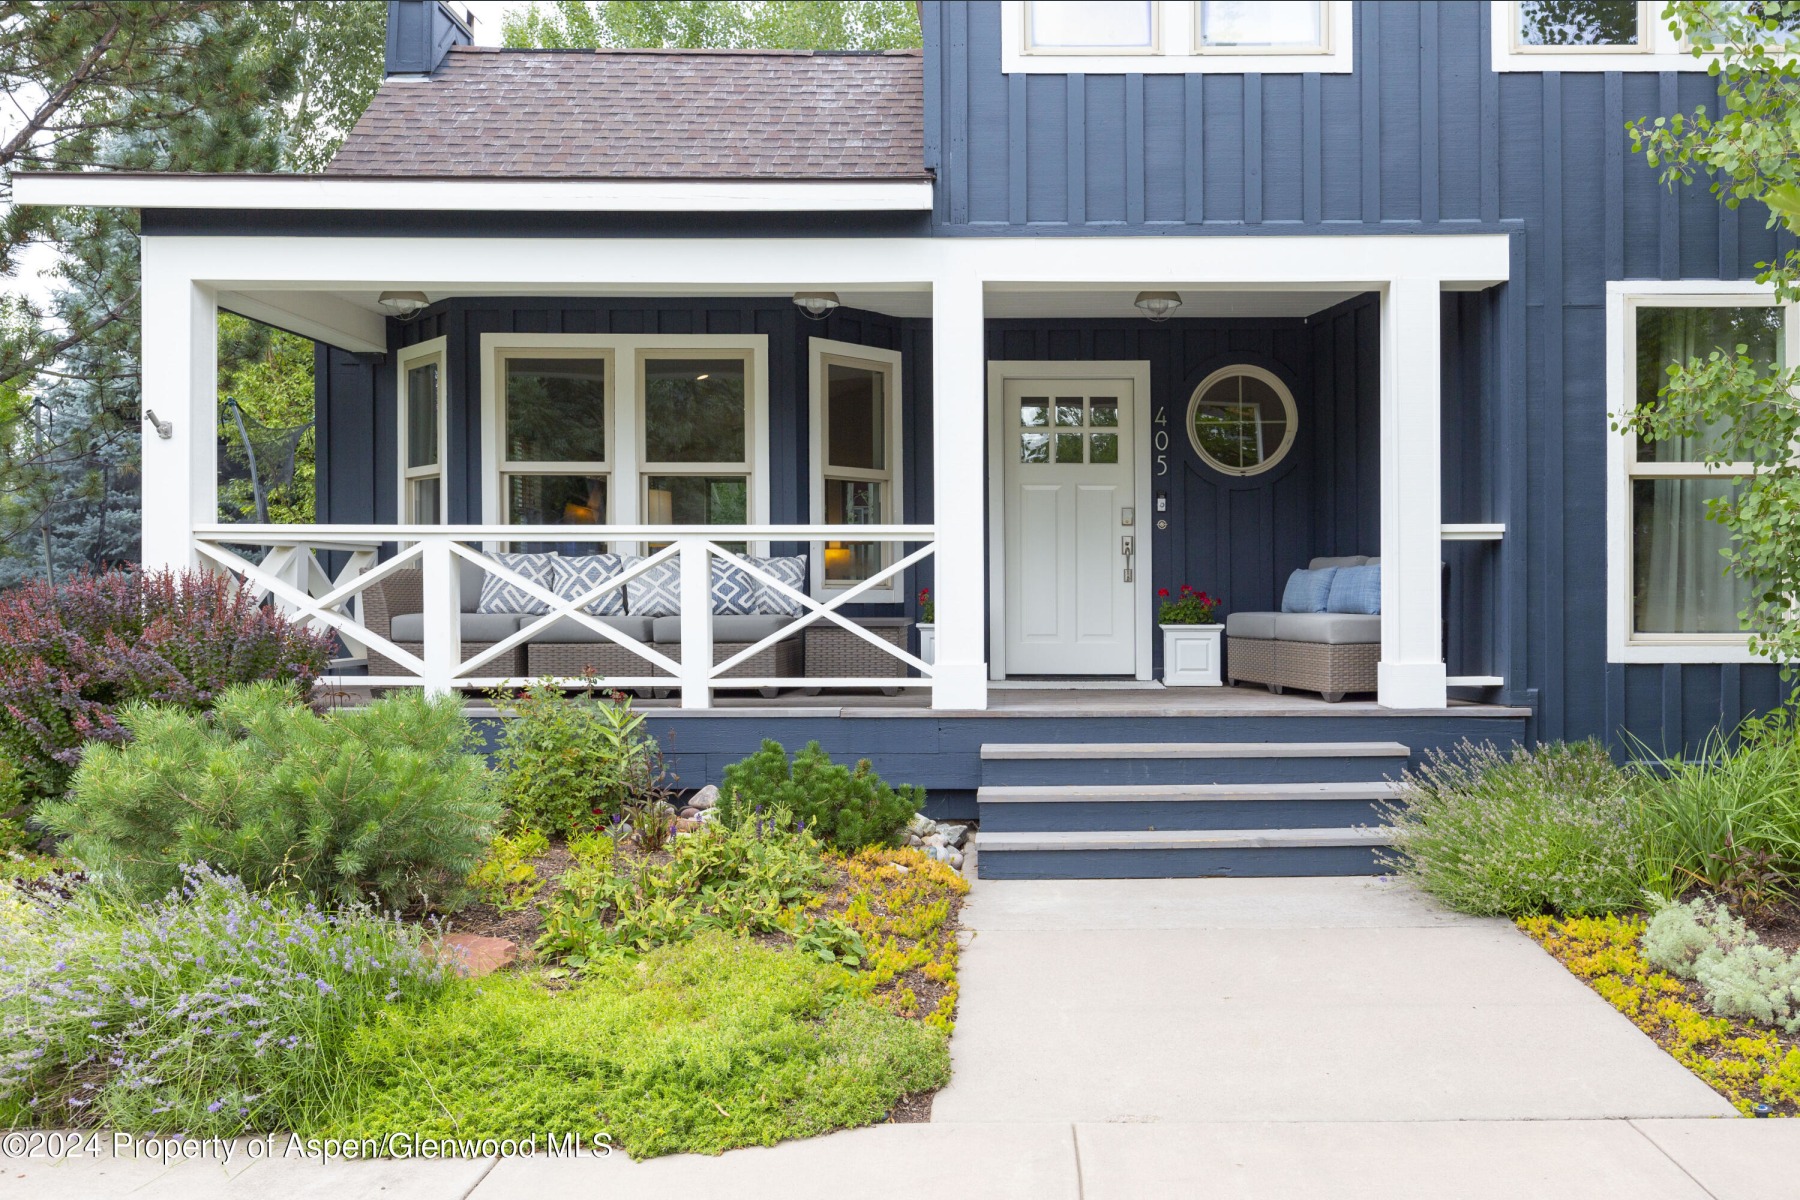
<box><xmin>916</xmin><ymin>623</ymin><xmax>936</xmax><ymax>665</ymax></box>
<box><xmin>1160</xmin><ymin>623</ymin><xmax>1224</xmax><ymax>687</ymax></box>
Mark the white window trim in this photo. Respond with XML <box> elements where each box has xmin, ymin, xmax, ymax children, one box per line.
<box><xmin>1492</xmin><ymin>0</ymin><xmax>1741</xmax><ymax>71</ymax></box>
<box><xmin>478</xmin><ymin>333</ymin><xmax>770</xmax><ymax>548</ymax></box>
<box><xmin>808</xmin><ymin>337</ymin><xmax>905</xmax><ymax>602</ymax></box>
<box><xmin>1605</xmin><ymin>281</ymin><xmax>1795</xmax><ymax>664</ymax></box>
<box><xmin>1185</xmin><ymin>363</ymin><xmax>1299</xmax><ymax>477</ymax></box>
<box><xmin>1021</xmin><ymin>0</ymin><xmax>1161</xmax><ymax>55</ymax></box>
<box><xmin>396</xmin><ymin>337</ymin><xmax>448</xmax><ymax>524</ymax></box>
<box><xmin>1002</xmin><ymin>1</ymin><xmax>1354</xmax><ymax>74</ymax></box>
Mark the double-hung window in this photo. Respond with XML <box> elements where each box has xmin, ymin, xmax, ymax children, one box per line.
<box><xmin>480</xmin><ymin>334</ymin><xmax>767</xmax><ymax>548</ymax></box>
<box><xmin>397</xmin><ymin>338</ymin><xmax>447</xmax><ymax>524</ymax></box>
<box><xmin>1608</xmin><ymin>287</ymin><xmax>1794</xmax><ymax>662</ymax></box>
<box><xmin>810</xmin><ymin>338</ymin><xmax>903</xmax><ymax>600</ymax></box>
<box><xmin>1494</xmin><ymin>1</ymin><xmax>1799</xmax><ymax>70</ymax></box>
<box><xmin>1005</xmin><ymin>1</ymin><xmax>1353</xmax><ymax>73</ymax></box>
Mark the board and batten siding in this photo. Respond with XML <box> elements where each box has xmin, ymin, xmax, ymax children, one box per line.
<box><xmin>925</xmin><ymin>0</ymin><xmax>1789</xmax><ymax>752</ymax></box>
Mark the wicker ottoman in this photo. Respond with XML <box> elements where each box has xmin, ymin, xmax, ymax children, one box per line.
<box><xmin>1225</xmin><ymin>611</ymin><xmax>1379</xmax><ymax>702</ymax></box>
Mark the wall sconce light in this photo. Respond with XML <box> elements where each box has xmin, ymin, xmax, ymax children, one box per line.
<box><xmin>793</xmin><ymin>291</ymin><xmax>841</xmax><ymax>321</ymax></box>
<box><xmin>1133</xmin><ymin>291</ymin><xmax>1183</xmax><ymax>322</ymax></box>
<box><xmin>377</xmin><ymin>290</ymin><xmax>431</xmax><ymax>320</ymax></box>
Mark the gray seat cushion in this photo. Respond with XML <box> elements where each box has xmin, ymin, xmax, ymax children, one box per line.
<box><xmin>523</xmin><ymin>615</ymin><xmax>655</xmax><ymax>644</ymax></box>
<box><xmin>1272</xmin><ymin>612</ymin><xmax>1382</xmax><ymax>645</ymax></box>
<box><xmin>1308</xmin><ymin>555</ymin><xmax>1369</xmax><ymax>570</ymax></box>
<box><xmin>1224</xmin><ymin>611</ymin><xmax>1279</xmax><ymax>640</ymax></box>
<box><xmin>651</xmin><ymin>615</ymin><xmax>797</xmax><ymax>644</ymax></box>
<box><xmin>390</xmin><ymin>612</ymin><xmax>523</xmax><ymax>642</ymax></box>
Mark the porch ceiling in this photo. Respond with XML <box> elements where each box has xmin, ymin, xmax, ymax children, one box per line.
<box><xmin>226</xmin><ymin>284</ymin><xmax>1366</xmax><ymax>347</ymax></box>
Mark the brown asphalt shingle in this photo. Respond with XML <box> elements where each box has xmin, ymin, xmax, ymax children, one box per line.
<box><xmin>327</xmin><ymin>46</ymin><xmax>927</xmax><ymax>180</ymax></box>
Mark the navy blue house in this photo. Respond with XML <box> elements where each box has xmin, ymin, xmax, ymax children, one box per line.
<box><xmin>15</xmin><ymin>0</ymin><xmax>1787</xmax><ymax>876</ymax></box>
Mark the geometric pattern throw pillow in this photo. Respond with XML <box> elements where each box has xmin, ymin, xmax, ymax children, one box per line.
<box><xmin>476</xmin><ymin>552</ymin><xmax>558</xmax><ymax>615</ymax></box>
<box><xmin>623</xmin><ymin>556</ymin><xmax>766</xmax><ymax>617</ymax></box>
<box><xmin>553</xmin><ymin>553</ymin><xmax>634</xmax><ymax>616</ymax></box>
<box><xmin>743</xmin><ymin>554</ymin><xmax>808</xmax><ymax>616</ymax></box>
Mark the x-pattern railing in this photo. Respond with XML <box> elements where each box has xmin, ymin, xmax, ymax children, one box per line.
<box><xmin>191</xmin><ymin>524</ymin><xmax>936</xmax><ymax>708</ymax></box>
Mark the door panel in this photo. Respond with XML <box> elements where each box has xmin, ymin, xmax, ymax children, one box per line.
<box><xmin>1002</xmin><ymin>378</ymin><xmax>1137</xmax><ymax>674</ymax></box>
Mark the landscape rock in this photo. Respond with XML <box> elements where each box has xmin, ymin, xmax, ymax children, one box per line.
<box><xmin>906</xmin><ymin>813</ymin><xmax>934</xmax><ymax>836</ymax></box>
<box><xmin>906</xmin><ymin>833</ymin><xmax>923</xmax><ymax>846</ymax></box>
<box><xmin>435</xmin><ymin>934</ymin><xmax>518</xmax><ymax>979</ymax></box>
<box><xmin>938</xmin><ymin>823</ymin><xmax>970</xmax><ymax>848</ymax></box>
<box><xmin>679</xmin><ymin>806</ymin><xmax>700</xmax><ymax>820</ymax></box>
<box><xmin>923</xmin><ymin>833</ymin><xmax>946</xmax><ymax>848</ymax></box>
<box><xmin>690</xmin><ymin>785</ymin><xmax>720</xmax><ymax>810</ymax></box>
<box><xmin>673</xmin><ymin>817</ymin><xmax>702</xmax><ymax>834</ymax></box>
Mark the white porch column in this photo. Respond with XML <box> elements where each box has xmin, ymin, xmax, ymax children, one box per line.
<box><xmin>138</xmin><ymin>240</ymin><xmax>217</xmax><ymax>570</ymax></box>
<box><xmin>930</xmin><ymin>272</ymin><xmax>989</xmax><ymax>710</ymax></box>
<box><xmin>1378</xmin><ymin>278</ymin><xmax>1448</xmax><ymax>709</ymax></box>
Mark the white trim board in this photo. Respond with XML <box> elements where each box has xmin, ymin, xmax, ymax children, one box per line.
<box><xmin>986</xmin><ymin>360</ymin><xmax>1156</xmax><ymax>683</ymax></box>
<box><xmin>10</xmin><ymin>173</ymin><xmax>935</xmax><ymax>213</ymax></box>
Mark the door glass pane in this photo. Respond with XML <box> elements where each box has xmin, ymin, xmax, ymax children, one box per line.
<box><xmin>1054</xmin><ymin>432</ymin><xmax>1084</xmax><ymax>463</ymax></box>
<box><xmin>644</xmin><ymin>359</ymin><xmax>746</xmax><ymax>463</ymax></box>
<box><xmin>1516</xmin><ymin>0</ymin><xmax>1641</xmax><ymax>45</ymax></box>
<box><xmin>1198</xmin><ymin>1</ymin><xmax>1323</xmax><ymax>47</ymax></box>
<box><xmin>505</xmin><ymin>358</ymin><xmax>606</xmax><ymax>463</ymax></box>
<box><xmin>1090</xmin><ymin>432</ymin><xmax>1120</xmax><ymax>464</ymax></box>
<box><xmin>1054</xmin><ymin>398</ymin><xmax>1084</xmax><ymax>427</ymax></box>
<box><xmin>1089</xmin><ymin>397</ymin><xmax>1120</xmax><ymax>427</ymax></box>
<box><xmin>1027</xmin><ymin>0</ymin><xmax>1154</xmax><ymax>48</ymax></box>
<box><xmin>1021</xmin><ymin>432</ymin><xmax>1050</xmax><ymax>463</ymax></box>
<box><xmin>406</xmin><ymin>362</ymin><xmax>438</xmax><ymax>469</ymax></box>
<box><xmin>824</xmin><ymin>479</ymin><xmax>886</xmax><ymax>583</ymax></box>
<box><xmin>1632</xmin><ymin>478</ymin><xmax>1753</xmax><ymax>634</ymax></box>
<box><xmin>1636</xmin><ymin>306</ymin><xmax>1783</xmax><ymax>463</ymax></box>
<box><xmin>826</xmin><ymin>362</ymin><xmax>885</xmax><ymax>472</ymax></box>
<box><xmin>410</xmin><ymin>476</ymin><xmax>441</xmax><ymax>524</ymax></box>
<box><xmin>1020</xmin><ymin>399</ymin><xmax>1050</xmax><ymax>427</ymax></box>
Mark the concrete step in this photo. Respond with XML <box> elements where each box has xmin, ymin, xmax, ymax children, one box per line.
<box><xmin>977</xmin><ymin>781</ymin><xmax>1402</xmax><ymax>832</ymax></box>
<box><xmin>978</xmin><ymin>741</ymin><xmax>1412</xmax><ymax>786</ymax></box>
<box><xmin>975</xmin><ymin>826</ymin><xmax>1391</xmax><ymax>879</ymax></box>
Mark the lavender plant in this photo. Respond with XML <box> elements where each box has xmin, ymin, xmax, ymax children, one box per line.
<box><xmin>1376</xmin><ymin>740</ymin><xmax>1647</xmax><ymax>916</ymax></box>
<box><xmin>0</xmin><ymin>865</ymin><xmax>448</xmax><ymax>1134</ymax></box>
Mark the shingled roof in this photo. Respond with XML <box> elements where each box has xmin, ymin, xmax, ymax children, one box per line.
<box><xmin>327</xmin><ymin>46</ymin><xmax>927</xmax><ymax>180</ymax></box>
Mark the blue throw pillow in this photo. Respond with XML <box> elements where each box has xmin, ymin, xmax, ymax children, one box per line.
<box><xmin>1280</xmin><ymin>567</ymin><xmax>1338</xmax><ymax>613</ymax></box>
<box><xmin>1326</xmin><ymin>564</ymin><xmax>1381</xmax><ymax>614</ymax></box>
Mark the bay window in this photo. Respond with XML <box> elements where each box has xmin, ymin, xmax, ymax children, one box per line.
<box><xmin>397</xmin><ymin>338</ymin><xmax>447</xmax><ymax>524</ymax></box>
<box><xmin>810</xmin><ymin>338</ymin><xmax>903</xmax><ymax>600</ymax></box>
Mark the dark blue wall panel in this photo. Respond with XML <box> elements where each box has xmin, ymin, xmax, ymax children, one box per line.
<box><xmin>920</xmin><ymin>0</ymin><xmax>1787</xmax><ymax>751</ymax></box>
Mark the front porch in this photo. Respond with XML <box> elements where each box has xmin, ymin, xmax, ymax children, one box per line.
<box><xmin>139</xmin><ymin>228</ymin><xmax>1519</xmax><ymax>714</ymax></box>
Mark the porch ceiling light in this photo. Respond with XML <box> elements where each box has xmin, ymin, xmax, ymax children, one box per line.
<box><xmin>1134</xmin><ymin>291</ymin><xmax>1183</xmax><ymax>322</ymax></box>
<box><xmin>793</xmin><ymin>291</ymin><xmax>841</xmax><ymax>321</ymax></box>
<box><xmin>376</xmin><ymin>290</ymin><xmax>431</xmax><ymax>320</ymax></box>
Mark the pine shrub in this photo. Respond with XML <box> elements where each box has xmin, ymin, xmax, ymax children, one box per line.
<box><xmin>0</xmin><ymin>568</ymin><xmax>333</xmax><ymax>800</ymax></box>
<box><xmin>718</xmin><ymin>740</ymin><xmax>921</xmax><ymax>851</ymax></box>
<box><xmin>1377</xmin><ymin>739</ymin><xmax>1646</xmax><ymax>916</ymax></box>
<box><xmin>38</xmin><ymin>682</ymin><xmax>498</xmax><ymax>910</ymax></box>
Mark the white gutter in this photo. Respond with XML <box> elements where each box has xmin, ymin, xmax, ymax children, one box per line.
<box><xmin>9</xmin><ymin>173</ymin><xmax>936</xmax><ymax>213</ymax></box>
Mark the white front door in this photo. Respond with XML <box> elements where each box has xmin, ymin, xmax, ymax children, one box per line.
<box><xmin>1001</xmin><ymin>378</ymin><xmax>1137</xmax><ymax>674</ymax></box>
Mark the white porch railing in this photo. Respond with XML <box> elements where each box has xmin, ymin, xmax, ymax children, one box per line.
<box><xmin>191</xmin><ymin>524</ymin><xmax>936</xmax><ymax>708</ymax></box>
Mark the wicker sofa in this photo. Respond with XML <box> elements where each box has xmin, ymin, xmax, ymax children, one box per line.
<box><xmin>361</xmin><ymin>562</ymin><xmax>529</xmax><ymax>678</ymax></box>
<box><xmin>1225</xmin><ymin>555</ymin><xmax>1380</xmax><ymax>703</ymax></box>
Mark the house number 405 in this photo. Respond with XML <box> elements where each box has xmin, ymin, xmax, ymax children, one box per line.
<box><xmin>1154</xmin><ymin>407</ymin><xmax>1169</xmax><ymax>476</ymax></box>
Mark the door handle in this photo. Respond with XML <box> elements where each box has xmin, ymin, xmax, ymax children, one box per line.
<box><xmin>1122</xmin><ymin>535</ymin><xmax>1134</xmax><ymax>583</ymax></box>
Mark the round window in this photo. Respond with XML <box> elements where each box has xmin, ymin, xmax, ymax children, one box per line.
<box><xmin>1185</xmin><ymin>365</ymin><xmax>1298</xmax><ymax>477</ymax></box>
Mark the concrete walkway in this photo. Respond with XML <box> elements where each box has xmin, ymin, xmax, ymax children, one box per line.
<box><xmin>15</xmin><ymin>877</ymin><xmax>1800</xmax><ymax>1199</ymax></box>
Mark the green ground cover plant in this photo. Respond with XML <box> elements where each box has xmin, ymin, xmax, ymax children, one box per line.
<box><xmin>490</xmin><ymin>685</ymin><xmax>665</xmax><ymax>836</ymax></box>
<box><xmin>1521</xmin><ymin>912</ymin><xmax>1800</xmax><ymax>1116</ymax></box>
<box><xmin>313</xmin><ymin>931</ymin><xmax>949</xmax><ymax>1158</ymax></box>
<box><xmin>39</xmin><ymin>682</ymin><xmax>498</xmax><ymax>910</ymax></box>
<box><xmin>468</xmin><ymin>829</ymin><xmax>549</xmax><ymax>911</ymax></box>
<box><xmin>0</xmin><ymin>865</ymin><xmax>449</xmax><ymax>1134</ymax></box>
<box><xmin>1378</xmin><ymin>740</ymin><xmax>1647</xmax><ymax>916</ymax></box>
<box><xmin>718</xmin><ymin>739</ymin><xmax>921</xmax><ymax>850</ymax></box>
